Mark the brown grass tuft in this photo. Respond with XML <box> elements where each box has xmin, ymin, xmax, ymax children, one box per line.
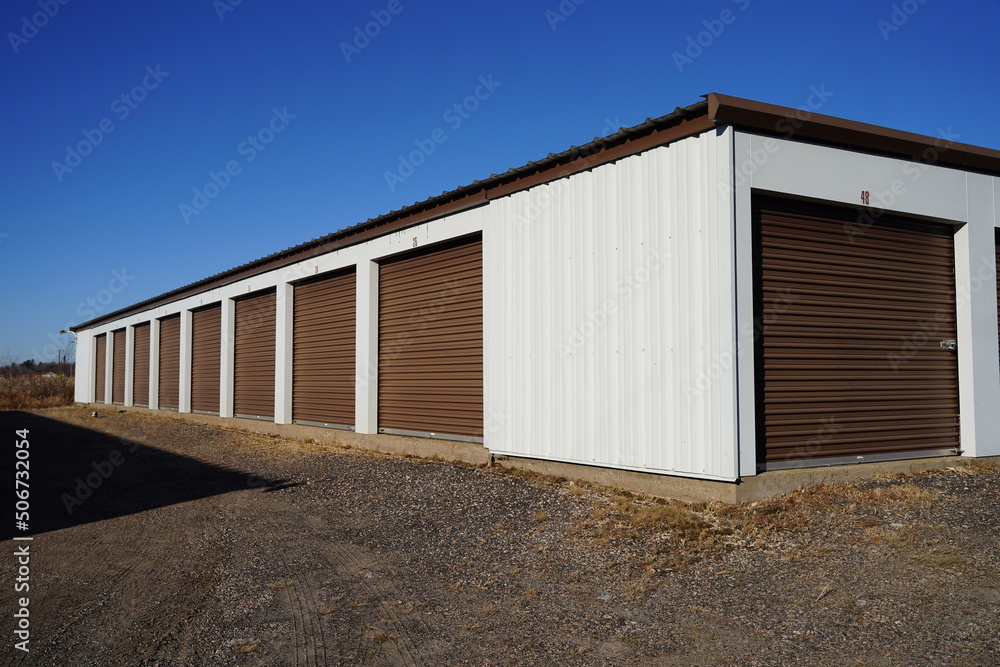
<box><xmin>0</xmin><ymin>375</ymin><xmax>74</xmax><ymax>410</ymax></box>
<box><xmin>839</xmin><ymin>483</ymin><xmax>938</xmax><ymax>508</ymax></box>
<box><xmin>630</xmin><ymin>503</ymin><xmax>712</xmax><ymax>538</ymax></box>
<box><xmin>866</xmin><ymin>524</ymin><xmax>967</xmax><ymax>569</ymax></box>
<box><xmin>951</xmin><ymin>459</ymin><xmax>1000</xmax><ymax>475</ymax></box>
<box><xmin>715</xmin><ymin>481</ymin><xmax>939</xmax><ymax>537</ymax></box>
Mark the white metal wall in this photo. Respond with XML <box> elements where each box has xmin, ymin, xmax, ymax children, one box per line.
<box><xmin>485</xmin><ymin>130</ymin><xmax>739</xmax><ymax>480</ymax></box>
<box><xmin>74</xmin><ymin>329</ymin><xmax>93</xmax><ymax>403</ymax></box>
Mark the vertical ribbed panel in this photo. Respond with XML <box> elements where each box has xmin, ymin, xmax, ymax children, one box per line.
<box><xmin>133</xmin><ymin>323</ymin><xmax>150</xmax><ymax>406</ymax></box>
<box><xmin>757</xmin><ymin>198</ymin><xmax>958</xmax><ymax>463</ymax></box>
<box><xmin>191</xmin><ymin>304</ymin><xmax>222</xmax><ymax>414</ymax></box>
<box><xmin>486</xmin><ymin>132</ymin><xmax>737</xmax><ymax>479</ymax></box>
<box><xmin>158</xmin><ymin>315</ymin><xmax>181</xmax><ymax>409</ymax></box>
<box><xmin>112</xmin><ymin>329</ymin><xmax>126</xmax><ymax>404</ymax></box>
<box><xmin>293</xmin><ymin>269</ymin><xmax>356</xmax><ymax>426</ymax></box>
<box><xmin>378</xmin><ymin>236</ymin><xmax>484</xmax><ymax>438</ymax></box>
<box><xmin>234</xmin><ymin>290</ymin><xmax>276</xmax><ymax>419</ymax></box>
<box><xmin>94</xmin><ymin>334</ymin><xmax>107</xmax><ymax>403</ymax></box>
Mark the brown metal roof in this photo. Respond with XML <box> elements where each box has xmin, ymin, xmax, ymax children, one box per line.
<box><xmin>72</xmin><ymin>93</ymin><xmax>1000</xmax><ymax>332</ymax></box>
<box><xmin>707</xmin><ymin>93</ymin><xmax>1000</xmax><ymax>173</ymax></box>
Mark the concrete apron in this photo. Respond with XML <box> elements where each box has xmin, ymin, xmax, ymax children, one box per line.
<box><xmin>86</xmin><ymin>404</ymin><xmax>992</xmax><ymax>505</ymax></box>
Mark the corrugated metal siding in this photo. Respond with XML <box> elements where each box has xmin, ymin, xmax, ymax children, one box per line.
<box><xmin>234</xmin><ymin>290</ymin><xmax>276</xmax><ymax>419</ymax></box>
<box><xmin>191</xmin><ymin>304</ymin><xmax>221</xmax><ymax>414</ymax></box>
<box><xmin>292</xmin><ymin>269</ymin><xmax>356</xmax><ymax>426</ymax></box>
<box><xmin>158</xmin><ymin>315</ymin><xmax>181</xmax><ymax>409</ymax></box>
<box><xmin>74</xmin><ymin>330</ymin><xmax>93</xmax><ymax>403</ymax></box>
<box><xmin>486</xmin><ymin>133</ymin><xmax>736</xmax><ymax>478</ymax></box>
<box><xmin>112</xmin><ymin>329</ymin><xmax>126</xmax><ymax>404</ymax></box>
<box><xmin>379</xmin><ymin>236</ymin><xmax>483</xmax><ymax>438</ymax></box>
<box><xmin>756</xmin><ymin>197</ymin><xmax>959</xmax><ymax>464</ymax></box>
<box><xmin>133</xmin><ymin>323</ymin><xmax>151</xmax><ymax>406</ymax></box>
<box><xmin>94</xmin><ymin>334</ymin><xmax>107</xmax><ymax>403</ymax></box>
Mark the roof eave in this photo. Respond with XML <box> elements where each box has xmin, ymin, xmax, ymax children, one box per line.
<box><xmin>706</xmin><ymin>92</ymin><xmax>1000</xmax><ymax>174</ymax></box>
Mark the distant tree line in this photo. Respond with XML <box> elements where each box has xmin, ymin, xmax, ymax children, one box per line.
<box><xmin>0</xmin><ymin>358</ymin><xmax>74</xmax><ymax>377</ymax></box>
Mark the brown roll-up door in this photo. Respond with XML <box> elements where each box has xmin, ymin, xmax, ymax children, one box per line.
<box><xmin>133</xmin><ymin>323</ymin><xmax>151</xmax><ymax>406</ymax></box>
<box><xmin>158</xmin><ymin>315</ymin><xmax>181</xmax><ymax>410</ymax></box>
<box><xmin>191</xmin><ymin>304</ymin><xmax>222</xmax><ymax>414</ymax></box>
<box><xmin>293</xmin><ymin>268</ymin><xmax>356</xmax><ymax>426</ymax></box>
<box><xmin>94</xmin><ymin>333</ymin><xmax>106</xmax><ymax>403</ymax></box>
<box><xmin>755</xmin><ymin>197</ymin><xmax>959</xmax><ymax>466</ymax></box>
<box><xmin>111</xmin><ymin>329</ymin><xmax>126</xmax><ymax>404</ymax></box>
<box><xmin>378</xmin><ymin>235</ymin><xmax>483</xmax><ymax>438</ymax></box>
<box><xmin>234</xmin><ymin>290</ymin><xmax>276</xmax><ymax>419</ymax></box>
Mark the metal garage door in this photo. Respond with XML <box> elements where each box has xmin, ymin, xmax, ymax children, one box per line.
<box><xmin>378</xmin><ymin>235</ymin><xmax>483</xmax><ymax>439</ymax></box>
<box><xmin>191</xmin><ymin>304</ymin><xmax>222</xmax><ymax>414</ymax></box>
<box><xmin>234</xmin><ymin>290</ymin><xmax>276</xmax><ymax>420</ymax></box>
<box><xmin>756</xmin><ymin>197</ymin><xmax>959</xmax><ymax>468</ymax></box>
<box><xmin>293</xmin><ymin>268</ymin><xmax>356</xmax><ymax>427</ymax></box>
<box><xmin>94</xmin><ymin>333</ymin><xmax>106</xmax><ymax>403</ymax></box>
<box><xmin>112</xmin><ymin>329</ymin><xmax>126</xmax><ymax>404</ymax></box>
<box><xmin>133</xmin><ymin>323</ymin><xmax>150</xmax><ymax>407</ymax></box>
<box><xmin>158</xmin><ymin>315</ymin><xmax>181</xmax><ymax>410</ymax></box>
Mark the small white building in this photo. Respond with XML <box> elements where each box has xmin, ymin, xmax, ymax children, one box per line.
<box><xmin>71</xmin><ymin>94</ymin><xmax>1000</xmax><ymax>497</ymax></box>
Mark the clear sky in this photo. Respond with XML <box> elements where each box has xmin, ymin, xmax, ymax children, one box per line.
<box><xmin>2</xmin><ymin>0</ymin><xmax>998</xmax><ymax>363</ymax></box>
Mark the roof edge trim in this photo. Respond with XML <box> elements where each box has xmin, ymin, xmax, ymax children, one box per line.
<box><xmin>706</xmin><ymin>93</ymin><xmax>1000</xmax><ymax>173</ymax></box>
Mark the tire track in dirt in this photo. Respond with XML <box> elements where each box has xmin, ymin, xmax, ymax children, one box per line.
<box><xmin>249</xmin><ymin>496</ymin><xmax>364</xmax><ymax>666</ymax></box>
<box><xmin>276</xmin><ymin>570</ymin><xmax>330</xmax><ymax>667</ymax></box>
<box><xmin>235</xmin><ymin>490</ymin><xmax>431</xmax><ymax>666</ymax></box>
<box><xmin>216</xmin><ymin>493</ymin><xmax>328</xmax><ymax>667</ymax></box>
<box><xmin>17</xmin><ymin>500</ymin><xmax>219</xmax><ymax>665</ymax></box>
<box><xmin>301</xmin><ymin>513</ymin><xmax>430</xmax><ymax>667</ymax></box>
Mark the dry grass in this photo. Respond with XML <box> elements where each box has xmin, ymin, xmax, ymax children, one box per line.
<box><xmin>713</xmin><ymin>482</ymin><xmax>938</xmax><ymax>538</ymax></box>
<box><xmin>866</xmin><ymin>524</ymin><xmax>968</xmax><ymax>569</ymax></box>
<box><xmin>950</xmin><ymin>459</ymin><xmax>1000</xmax><ymax>475</ymax></box>
<box><xmin>630</xmin><ymin>503</ymin><xmax>713</xmax><ymax>538</ymax></box>
<box><xmin>569</xmin><ymin>494</ymin><xmax>732</xmax><ymax>580</ymax></box>
<box><xmin>228</xmin><ymin>639</ymin><xmax>261</xmax><ymax>655</ymax></box>
<box><xmin>563</xmin><ymin>476</ymin><xmax>954</xmax><ymax>590</ymax></box>
<box><xmin>0</xmin><ymin>375</ymin><xmax>74</xmax><ymax>409</ymax></box>
<box><xmin>839</xmin><ymin>483</ymin><xmax>938</xmax><ymax>507</ymax></box>
<box><xmin>268</xmin><ymin>578</ymin><xmax>296</xmax><ymax>590</ymax></box>
<box><xmin>372</xmin><ymin>629</ymin><xmax>394</xmax><ymax>644</ymax></box>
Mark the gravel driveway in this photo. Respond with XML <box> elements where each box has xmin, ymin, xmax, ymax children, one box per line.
<box><xmin>2</xmin><ymin>407</ymin><xmax>998</xmax><ymax>666</ymax></box>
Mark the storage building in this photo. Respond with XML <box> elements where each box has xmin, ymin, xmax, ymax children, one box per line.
<box><xmin>70</xmin><ymin>94</ymin><xmax>1000</xmax><ymax>497</ymax></box>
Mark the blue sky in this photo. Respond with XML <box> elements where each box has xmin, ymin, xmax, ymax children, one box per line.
<box><xmin>1</xmin><ymin>0</ymin><xmax>998</xmax><ymax>363</ymax></box>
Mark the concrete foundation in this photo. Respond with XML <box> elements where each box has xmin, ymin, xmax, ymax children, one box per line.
<box><xmin>88</xmin><ymin>404</ymin><xmax>492</xmax><ymax>466</ymax></box>
<box><xmin>494</xmin><ymin>454</ymin><xmax>990</xmax><ymax>504</ymax></box>
<box><xmin>84</xmin><ymin>403</ymin><xmax>996</xmax><ymax>504</ymax></box>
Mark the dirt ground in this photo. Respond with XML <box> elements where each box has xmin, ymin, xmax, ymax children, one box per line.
<box><xmin>2</xmin><ymin>407</ymin><xmax>998</xmax><ymax>666</ymax></box>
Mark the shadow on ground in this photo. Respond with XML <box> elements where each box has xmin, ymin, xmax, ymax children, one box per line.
<box><xmin>1</xmin><ymin>410</ymin><xmax>291</xmax><ymax>539</ymax></box>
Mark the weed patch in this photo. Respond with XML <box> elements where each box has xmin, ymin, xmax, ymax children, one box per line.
<box><xmin>0</xmin><ymin>375</ymin><xmax>74</xmax><ymax>409</ymax></box>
